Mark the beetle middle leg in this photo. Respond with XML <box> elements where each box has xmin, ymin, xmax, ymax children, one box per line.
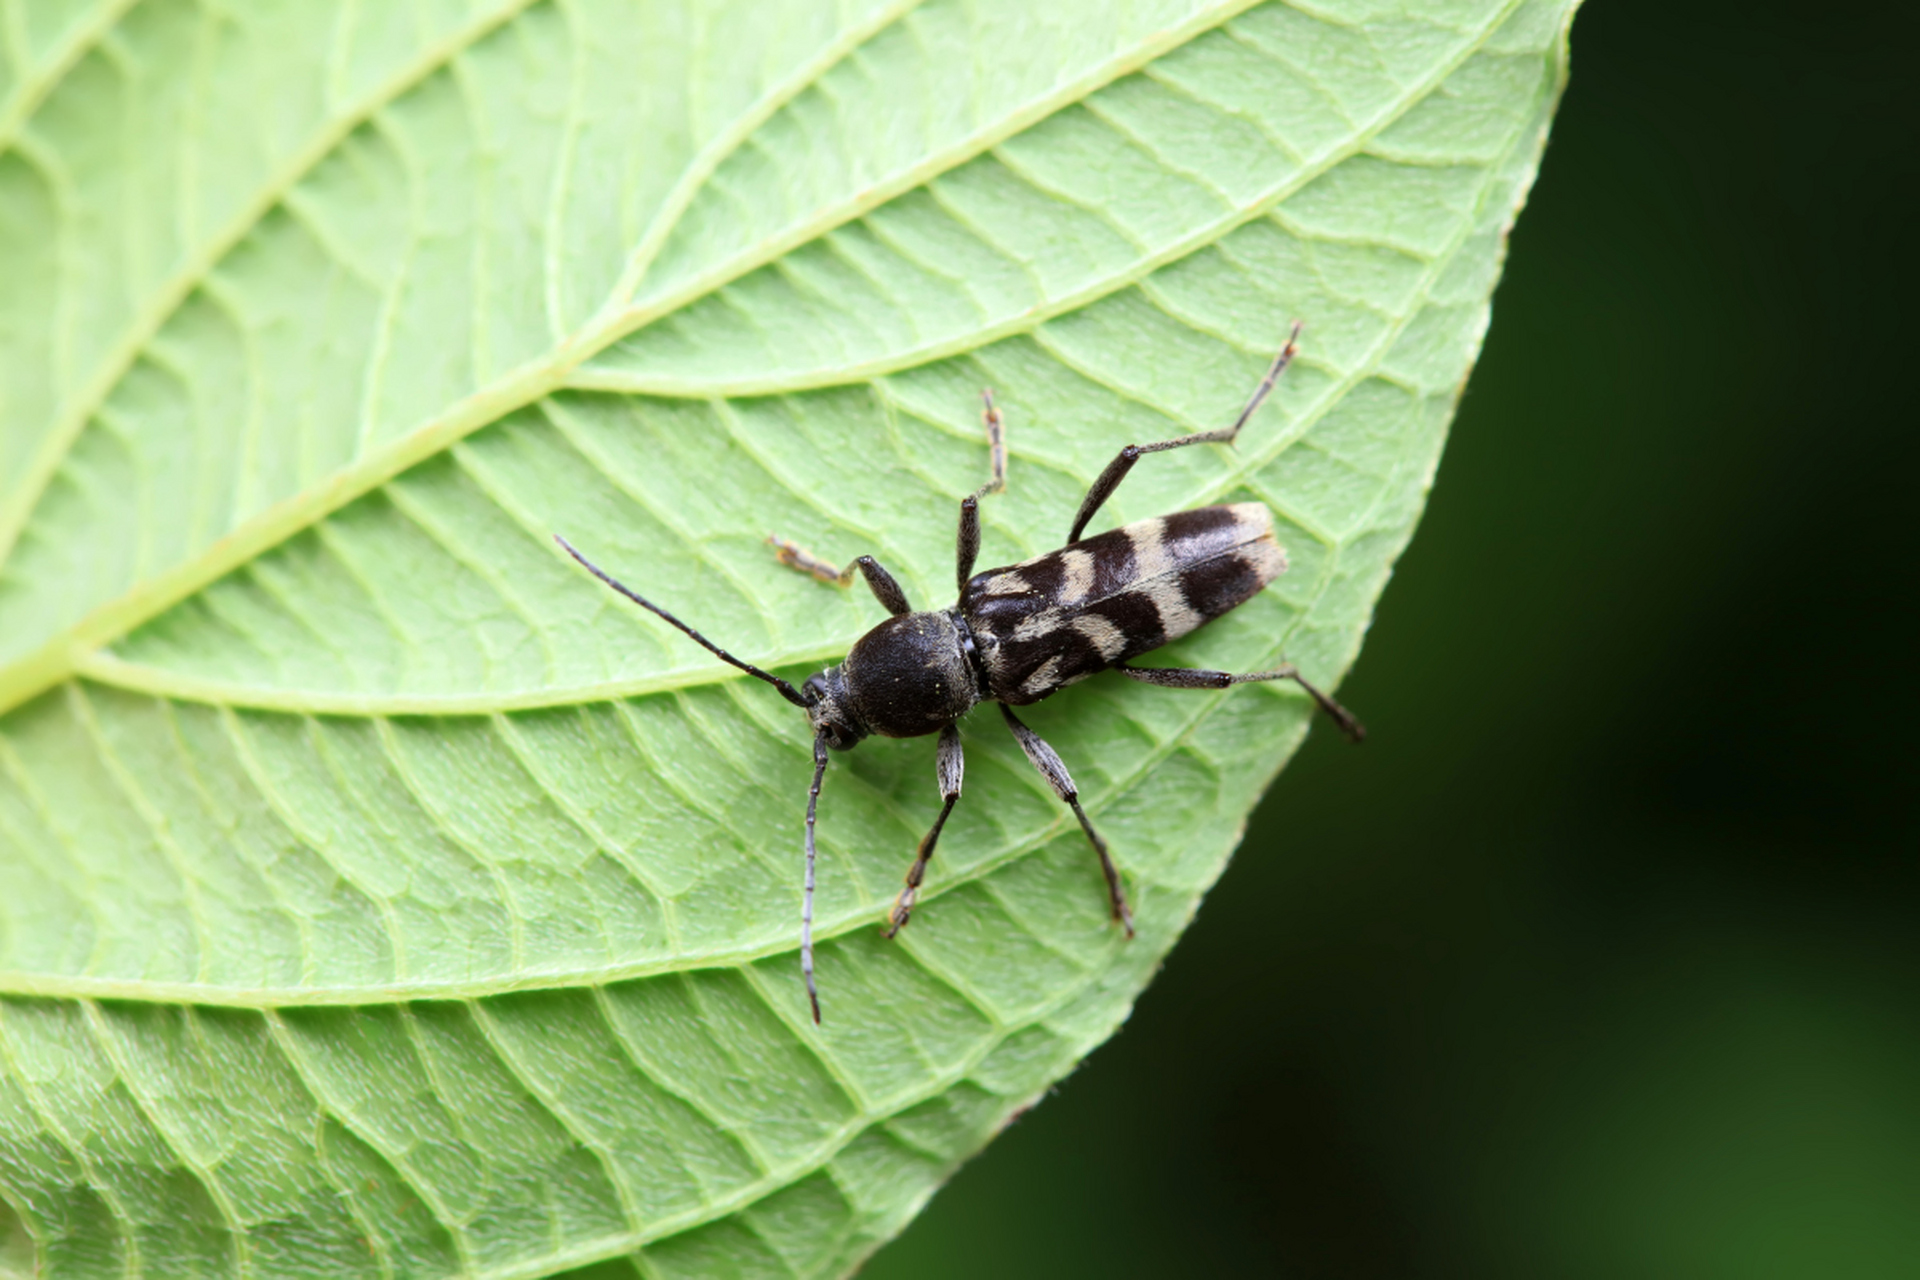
<box><xmin>998</xmin><ymin>703</ymin><xmax>1134</xmax><ymax>937</ymax></box>
<box><xmin>767</xmin><ymin>538</ymin><xmax>912</xmax><ymax>616</ymax></box>
<box><xmin>885</xmin><ymin>723</ymin><xmax>964</xmax><ymax>938</ymax></box>
<box><xmin>1067</xmin><ymin>322</ymin><xmax>1302</xmax><ymax>543</ymax></box>
<box><xmin>1118</xmin><ymin>661</ymin><xmax>1366</xmax><ymax>742</ymax></box>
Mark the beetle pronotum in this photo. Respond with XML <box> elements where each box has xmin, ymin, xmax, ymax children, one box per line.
<box><xmin>557</xmin><ymin>322</ymin><xmax>1362</xmax><ymax>1022</ymax></box>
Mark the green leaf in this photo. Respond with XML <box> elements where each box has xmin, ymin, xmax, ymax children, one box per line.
<box><xmin>0</xmin><ymin>0</ymin><xmax>1576</xmax><ymax>1274</ymax></box>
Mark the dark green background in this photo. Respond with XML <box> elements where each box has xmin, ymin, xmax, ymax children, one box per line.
<box><xmin>869</xmin><ymin>1</ymin><xmax>1919</xmax><ymax>1275</ymax></box>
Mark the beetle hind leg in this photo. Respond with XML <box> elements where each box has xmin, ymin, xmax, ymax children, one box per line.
<box><xmin>1118</xmin><ymin>661</ymin><xmax>1366</xmax><ymax>742</ymax></box>
<box><xmin>998</xmin><ymin>704</ymin><xmax>1134</xmax><ymax>937</ymax></box>
<box><xmin>1067</xmin><ymin>322</ymin><xmax>1302</xmax><ymax>544</ymax></box>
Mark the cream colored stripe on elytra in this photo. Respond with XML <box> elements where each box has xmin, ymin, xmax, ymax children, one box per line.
<box><xmin>1009</xmin><ymin>609</ymin><xmax>1065</xmax><ymax>642</ymax></box>
<box><xmin>1072</xmin><ymin>613</ymin><xmax>1128</xmax><ymax>661</ymax></box>
<box><xmin>1243</xmin><ymin>535</ymin><xmax>1289</xmax><ymax>582</ymax></box>
<box><xmin>1020</xmin><ymin>654</ymin><xmax>1065</xmax><ymax>698</ymax></box>
<box><xmin>1142</xmin><ymin>578</ymin><xmax>1204</xmax><ymax>640</ymax></box>
<box><xmin>1057</xmin><ymin>549</ymin><xmax>1096</xmax><ymax>605</ymax></box>
<box><xmin>1126</xmin><ymin>518</ymin><xmax>1178</xmax><ymax>579</ymax></box>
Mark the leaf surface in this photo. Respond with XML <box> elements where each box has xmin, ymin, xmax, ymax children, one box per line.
<box><xmin>0</xmin><ymin>0</ymin><xmax>1576</xmax><ymax>1274</ymax></box>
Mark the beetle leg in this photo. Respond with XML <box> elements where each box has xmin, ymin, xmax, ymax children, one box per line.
<box><xmin>885</xmin><ymin>723</ymin><xmax>965</xmax><ymax>938</ymax></box>
<box><xmin>998</xmin><ymin>704</ymin><xmax>1133</xmax><ymax>937</ymax></box>
<box><xmin>979</xmin><ymin>388</ymin><xmax>1008</xmax><ymax>495</ymax></box>
<box><xmin>955</xmin><ymin>390</ymin><xmax>1008</xmax><ymax>590</ymax></box>
<box><xmin>1067</xmin><ymin>323</ymin><xmax>1301</xmax><ymax>543</ymax></box>
<box><xmin>766</xmin><ymin>538</ymin><xmax>912</xmax><ymax>616</ymax></box>
<box><xmin>955</xmin><ymin>497</ymin><xmax>983</xmax><ymax>593</ymax></box>
<box><xmin>1118</xmin><ymin>661</ymin><xmax>1366</xmax><ymax>742</ymax></box>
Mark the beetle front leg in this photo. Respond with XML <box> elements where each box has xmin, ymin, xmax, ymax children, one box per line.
<box><xmin>767</xmin><ymin>537</ymin><xmax>912</xmax><ymax>616</ymax></box>
<box><xmin>1118</xmin><ymin>661</ymin><xmax>1366</xmax><ymax>742</ymax></box>
<box><xmin>885</xmin><ymin>723</ymin><xmax>964</xmax><ymax>938</ymax></box>
<box><xmin>998</xmin><ymin>703</ymin><xmax>1134</xmax><ymax>937</ymax></box>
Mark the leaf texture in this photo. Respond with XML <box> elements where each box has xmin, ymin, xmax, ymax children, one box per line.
<box><xmin>0</xmin><ymin>0</ymin><xmax>1576</xmax><ymax>1274</ymax></box>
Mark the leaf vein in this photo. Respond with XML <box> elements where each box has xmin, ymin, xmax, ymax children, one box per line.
<box><xmin>464</xmin><ymin>998</ymin><xmax>648</xmax><ymax>1237</ymax></box>
<box><xmin>0</xmin><ymin>0</ymin><xmax>541</xmax><ymax>572</ymax></box>
<box><xmin>65</xmin><ymin>683</ymin><xmax>219</xmax><ymax>984</ymax></box>
<box><xmin>0</xmin><ymin>999</ymin><xmax>146</xmax><ymax>1275</ymax></box>
<box><xmin>218</xmin><ymin>707</ymin><xmax>411</xmax><ymax>984</ymax></box>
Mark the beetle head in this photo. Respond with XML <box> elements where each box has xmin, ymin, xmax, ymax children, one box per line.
<box><xmin>803</xmin><ymin>666</ymin><xmax>869</xmax><ymax>751</ymax></box>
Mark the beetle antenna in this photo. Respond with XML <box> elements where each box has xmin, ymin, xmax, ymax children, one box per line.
<box><xmin>802</xmin><ymin>734</ymin><xmax>829</xmax><ymax>1023</ymax></box>
<box><xmin>554</xmin><ymin>534</ymin><xmax>811</xmax><ymax>709</ymax></box>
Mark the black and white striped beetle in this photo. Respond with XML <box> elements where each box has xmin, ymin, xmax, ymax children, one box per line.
<box><xmin>555</xmin><ymin>323</ymin><xmax>1363</xmax><ymax>1023</ymax></box>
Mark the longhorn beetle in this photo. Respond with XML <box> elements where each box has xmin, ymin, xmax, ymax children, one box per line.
<box><xmin>555</xmin><ymin>322</ymin><xmax>1363</xmax><ymax>1024</ymax></box>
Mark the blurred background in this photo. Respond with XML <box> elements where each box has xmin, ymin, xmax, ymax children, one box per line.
<box><xmin>869</xmin><ymin>0</ymin><xmax>1918</xmax><ymax>1275</ymax></box>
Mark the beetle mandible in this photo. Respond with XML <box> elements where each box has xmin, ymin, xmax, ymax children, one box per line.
<box><xmin>555</xmin><ymin>322</ymin><xmax>1363</xmax><ymax>1023</ymax></box>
